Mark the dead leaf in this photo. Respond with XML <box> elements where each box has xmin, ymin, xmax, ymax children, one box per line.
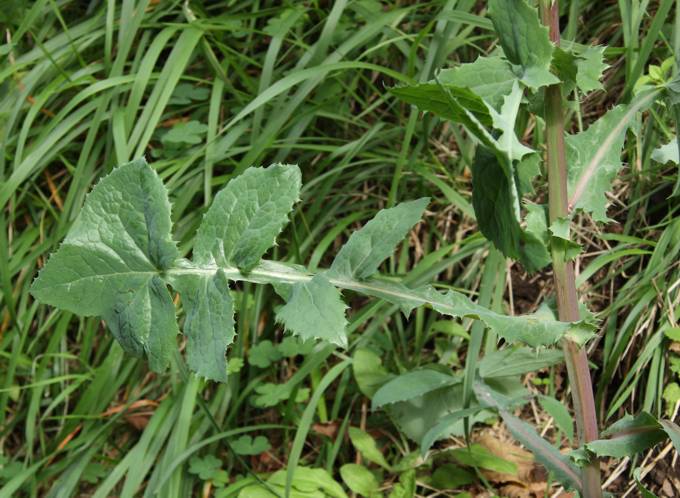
<box><xmin>313</xmin><ymin>421</ymin><xmax>339</xmax><ymax>438</ymax></box>
<box><xmin>476</xmin><ymin>432</ymin><xmax>550</xmax><ymax>497</ymax></box>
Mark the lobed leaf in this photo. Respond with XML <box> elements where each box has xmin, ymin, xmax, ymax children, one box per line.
<box><xmin>31</xmin><ymin>160</ymin><xmax>593</xmax><ymax>381</ymax></box>
<box><xmin>486</xmin><ymin>81</ymin><xmax>534</xmax><ymax>162</ymax></box>
<box><xmin>170</xmin><ymin>269</ymin><xmax>235</xmax><ymax>381</ymax></box>
<box><xmin>330</xmin><ymin>198</ymin><xmax>429</xmax><ymax>280</ymax></box>
<box><xmin>194</xmin><ymin>163</ymin><xmax>301</xmax><ymax>271</ymax></box>
<box><xmin>488</xmin><ymin>0</ymin><xmax>559</xmax><ymax>89</ymax></box>
<box><xmin>586</xmin><ymin>412</ymin><xmax>666</xmax><ymax>458</ymax></box>
<box><xmin>30</xmin><ymin>158</ymin><xmax>179</xmax><ymax>371</ymax></box>
<box><xmin>276</xmin><ymin>273</ymin><xmax>348</xmax><ymax>347</ymax></box>
<box><xmin>575</xmin><ymin>45</ymin><xmax>608</xmax><ymax>93</ymax></box>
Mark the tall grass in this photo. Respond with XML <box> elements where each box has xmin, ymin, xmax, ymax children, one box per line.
<box><xmin>0</xmin><ymin>1</ymin><xmax>677</xmax><ymax>496</ymax></box>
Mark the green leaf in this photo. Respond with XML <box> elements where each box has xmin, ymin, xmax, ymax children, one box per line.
<box><xmin>30</xmin><ymin>158</ymin><xmax>179</xmax><ymax>372</ymax></box>
<box><xmin>449</xmin><ymin>444</ymin><xmax>517</xmax><ymax>474</ymax></box>
<box><xmin>339</xmin><ymin>464</ymin><xmax>379</xmax><ymax>497</ymax></box>
<box><xmin>586</xmin><ymin>412</ymin><xmax>666</xmax><ymax>458</ymax></box>
<box><xmin>420</xmin><ymin>406</ymin><xmax>488</xmax><ymax>453</ymax></box>
<box><xmin>353</xmin><ymin>348</ymin><xmax>393</xmax><ymax>398</ymax></box>
<box><xmin>430</xmin><ymin>464</ymin><xmax>475</xmax><ymax>490</ymax></box>
<box><xmin>372</xmin><ymin>370</ymin><xmax>460</xmax><ymax>409</ymax></box>
<box><xmin>663</xmin><ymin>384</ymin><xmax>680</xmax><ymax>416</ymax></box>
<box><xmin>188</xmin><ymin>455</ymin><xmax>223</xmax><ymax>480</ymax></box>
<box><xmin>387</xmin><ymin>470</ymin><xmax>416</xmax><ymax>498</ymax></box>
<box><xmin>103</xmin><ymin>275</ymin><xmax>179</xmax><ymax>373</ymax></box>
<box><xmin>659</xmin><ymin>419</ymin><xmax>680</xmax><ymax>454</ymax></box>
<box><xmin>231</xmin><ymin>435</ymin><xmax>271</xmax><ymax>456</ymax></box>
<box><xmin>478</xmin><ymin>346</ymin><xmax>564</xmax><ymax>378</ymax></box>
<box><xmin>549</xmin><ymin>217</ymin><xmax>582</xmax><ymax>260</ymax></box>
<box><xmin>487</xmin><ymin>81</ymin><xmax>533</xmax><ymax>162</ymax></box>
<box><xmin>516</xmin><ymin>153</ymin><xmax>541</xmax><ymax>196</ymax></box>
<box><xmin>488</xmin><ymin>0</ymin><xmax>559</xmax><ymax>89</ymax></box>
<box><xmin>194</xmin><ymin>164</ymin><xmax>301</xmax><ymax>271</ymax></box>
<box><xmin>423</xmin><ymin>286</ymin><xmax>587</xmax><ymax>347</ymax></box>
<box><xmin>248</xmin><ymin>340</ymin><xmax>283</xmax><ymax>369</ymax></box>
<box><xmin>171</xmin><ymin>270</ymin><xmax>234</xmax><ymax>381</ymax></box>
<box><xmin>538</xmin><ymin>395</ymin><xmax>575</xmax><ymax>443</ymax></box>
<box><xmin>239</xmin><ymin>467</ymin><xmax>347</xmax><ymax>498</ymax></box>
<box><xmin>389</xmin><ymin>83</ymin><xmax>493</xmax><ymax>128</ymax></box>
<box><xmin>575</xmin><ymin>45</ymin><xmax>608</xmax><ymax>93</ymax></box>
<box><xmin>169</xmin><ymin>83</ymin><xmax>210</xmax><ymax>105</ymax></box>
<box><xmin>277</xmin><ymin>336</ymin><xmax>315</xmax><ymax>357</ymax></box>
<box><xmin>437</xmin><ymin>56</ymin><xmax>517</xmax><ymax>110</ymax></box>
<box><xmin>251</xmin><ymin>382</ymin><xmax>291</xmax><ymax>408</ymax></box>
<box><xmin>651</xmin><ymin>138</ymin><xmax>679</xmax><ymax>164</ymax></box>
<box><xmin>387</xmin><ymin>383</ymin><xmax>491</xmax><ymax>444</ymax></box>
<box><xmin>276</xmin><ymin>273</ymin><xmax>348</xmax><ymax>347</ymax></box>
<box><xmin>330</xmin><ymin>198</ymin><xmax>429</xmax><ymax>280</ymax></box>
<box><xmin>475</xmin><ymin>382</ymin><xmax>582</xmax><ymax>491</ymax></box>
<box><xmin>566</xmin><ymin>105</ymin><xmax>629</xmax><ymax>221</ymax></box>
<box><xmin>161</xmin><ymin>120</ymin><xmax>208</xmax><ymax>145</ymax></box>
<box><xmin>471</xmin><ymin>148</ymin><xmax>550</xmax><ymax>271</ymax></box>
<box><xmin>634</xmin><ymin>468</ymin><xmax>659</xmax><ymax>498</ymax></box>
<box><xmin>348</xmin><ymin>427</ymin><xmax>391</xmax><ymax>470</ymax></box>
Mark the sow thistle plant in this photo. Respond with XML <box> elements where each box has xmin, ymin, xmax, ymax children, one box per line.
<box><xmin>30</xmin><ymin>0</ymin><xmax>680</xmax><ymax>497</ymax></box>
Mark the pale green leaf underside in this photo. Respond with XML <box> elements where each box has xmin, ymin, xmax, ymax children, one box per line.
<box><xmin>193</xmin><ymin>163</ymin><xmax>301</xmax><ymax>271</ymax></box>
<box><xmin>566</xmin><ymin>105</ymin><xmax>628</xmax><ymax>221</ymax></box>
<box><xmin>170</xmin><ymin>270</ymin><xmax>234</xmax><ymax>381</ymax></box>
<box><xmin>652</xmin><ymin>137</ymin><xmax>679</xmax><ymax>165</ymax></box>
<box><xmin>276</xmin><ymin>273</ymin><xmax>348</xmax><ymax>347</ymax></box>
<box><xmin>330</xmin><ymin>198</ymin><xmax>429</xmax><ymax>280</ymax></box>
<box><xmin>31</xmin><ymin>158</ymin><xmax>179</xmax><ymax>372</ymax></box>
<box><xmin>488</xmin><ymin>0</ymin><xmax>559</xmax><ymax>89</ymax></box>
<box><xmin>575</xmin><ymin>45</ymin><xmax>608</xmax><ymax>93</ymax></box>
<box><xmin>31</xmin><ymin>160</ymin><xmax>589</xmax><ymax>382</ymax></box>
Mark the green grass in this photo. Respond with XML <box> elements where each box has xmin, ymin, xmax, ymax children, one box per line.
<box><xmin>1</xmin><ymin>0</ymin><xmax>678</xmax><ymax>496</ymax></box>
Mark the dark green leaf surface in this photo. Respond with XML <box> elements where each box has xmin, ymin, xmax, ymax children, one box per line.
<box><xmin>389</xmin><ymin>83</ymin><xmax>493</xmax><ymax>127</ymax></box>
<box><xmin>437</xmin><ymin>56</ymin><xmax>516</xmax><ymax>110</ymax></box>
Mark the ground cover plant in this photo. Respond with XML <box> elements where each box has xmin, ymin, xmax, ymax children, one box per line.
<box><xmin>2</xmin><ymin>0</ymin><xmax>680</xmax><ymax>497</ymax></box>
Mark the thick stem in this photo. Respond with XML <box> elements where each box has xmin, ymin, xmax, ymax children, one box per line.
<box><xmin>540</xmin><ymin>1</ymin><xmax>602</xmax><ymax>496</ymax></box>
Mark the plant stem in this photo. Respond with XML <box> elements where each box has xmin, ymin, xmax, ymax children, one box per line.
<box><xmin>539</xmin><ymin>1</ymin><xmax>602</xmax><ymax>496</ymax></box>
